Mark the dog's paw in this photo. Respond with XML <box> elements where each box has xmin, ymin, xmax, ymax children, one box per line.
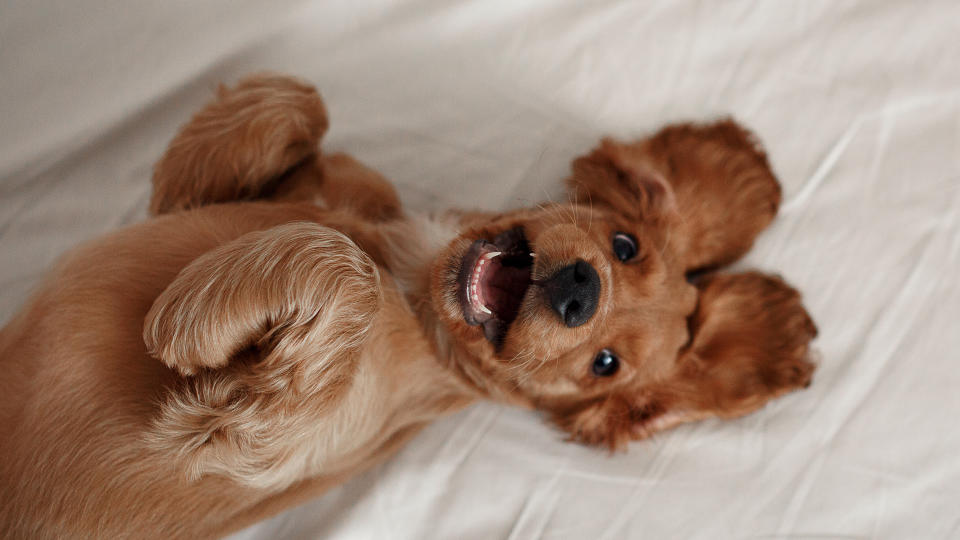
<box><xmin>150</xmin><ymin>73</ymin><xmax>329</xmax><ymax>214</ymax></box>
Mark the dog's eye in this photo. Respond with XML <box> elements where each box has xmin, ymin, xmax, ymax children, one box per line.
<box><xmin>592</xmin><ymin>349</ymin><xmax>620</xmax><ymax>377</ymax></box>
<box><xmin>612</xmin><ymin>232</ymin><xmax>638</xmax><ymax>262</ymax></box>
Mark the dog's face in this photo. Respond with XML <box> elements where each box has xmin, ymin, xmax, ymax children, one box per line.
<box><xmin>431</xmin><ymin>156</ymin><xmax>699</xmax><ymax>447</ymax></box>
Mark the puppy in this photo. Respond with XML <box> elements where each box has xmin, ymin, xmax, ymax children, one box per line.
<box><xmin>0</xmin><ymin>74</ymin><xmax>817</xmax><ymax>538</ymax></box>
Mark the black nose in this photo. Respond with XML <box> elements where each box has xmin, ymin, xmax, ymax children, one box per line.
<box><xmin>544</xmin><ymin>260</ymin><xmax>600</xmax><ymax>327</ymax></box>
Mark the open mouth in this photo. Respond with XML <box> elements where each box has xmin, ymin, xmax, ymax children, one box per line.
<box><xmin>457</xmin><ymin>227</ymin><xmax>534</xmax><ymax>346</ymax></box>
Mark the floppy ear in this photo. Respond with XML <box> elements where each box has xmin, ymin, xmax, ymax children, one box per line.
<box><xmin>150</xmin><ymin>73</ymin><xmax>328</xmax><ymax>215</ymax></box>
<box><xmin>568</xmin><ymin>119</ymin><xmax>781</xmax><ymax>272</ymax></box>
<box><xmin>142</xmin><ymin>222</ymin><xmax>380</xmax><ymax>488</ymax></box>
<box><xmin>555</xmin><ymin>272</ymin><xmax>816</xmax><ymax>451</ymax></box>
<box><xmin>568</xmin><ymin>138</ymin><xmax>678</xmax><ymax>225</ymax></box>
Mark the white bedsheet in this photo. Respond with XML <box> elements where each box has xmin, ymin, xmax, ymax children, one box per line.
<box><xmin>2</xmin><ymin>1</ymin><xmax>958</xmax><ymax>538</ymax></box>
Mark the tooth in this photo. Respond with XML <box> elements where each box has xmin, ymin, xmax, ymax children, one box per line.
<box><xmin>483</xmin><ymin>251</ymin><xmax>502</xmax><ymax>260</ymax></box>
<box><xmin>530</xmin><ymin>252</ymin><xmax>536</xmax><ymax>258</ymax></box>
<box><xmin>479</xmin><ymin>305</ymin><xmax>492</xmax><ymax>315</ymax></box>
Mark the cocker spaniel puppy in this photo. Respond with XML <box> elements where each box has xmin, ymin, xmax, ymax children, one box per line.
<box><xmin>0</xmin><ymin>74</ymin><xmax>816</xmax><ymax>538</ymax></box>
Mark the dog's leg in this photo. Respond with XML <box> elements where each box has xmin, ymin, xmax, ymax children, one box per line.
<box><xmin>150</xmin><ymin>74</ymin><xmax>329</xmax><ymax>215</ymax></box>
<box><xmin>150</xmin><ymin>73</ymin><xmax>404</xmax><ymax>221</ymax></box>
<box><xmin>144</xmin><ymin>222</ymin><xmax>379</xmax><ymax>375</ymax></box>
<box><xmin>308</xmin><ymin>152</ymin><xmax>403</xmax><ymax>222</ymax></box>
<box><xmin>568</xmin><ymin>119</ymin><xmax>781</xmax><ymax>272</ymax></box>
<box><xmin>554</xmin><ymin>271</ymin><xmax>816</xmax><ymax>449</ymax></box>
<box><xmin>142</xmin><ymin>222</ymin><xmax>381</xmax><ymax>487</ymax></box>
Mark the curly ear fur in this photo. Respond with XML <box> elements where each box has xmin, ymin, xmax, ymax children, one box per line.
<box><xmin>569</xmin><ymin>138</ymin><xmax>678</xmax><ymax>225</ymax></box>
<box><xmin>554</xmin><ymin>272</ymin><xmax>816</xmax><ymax>451</ymax></box>
<box><xmin>150</xmin><ymin>74</ymin><xmax>328</xmax><ymax>215</ymax></box>
<box><xmin>143</xmin><ymin>222</ymin><xmax>381</xmax><ymax>488</ymax></box>
<box><xmin>568</xmin><ymin>119</ymin><xmax>781</xmax><ymax>272</ymax></box>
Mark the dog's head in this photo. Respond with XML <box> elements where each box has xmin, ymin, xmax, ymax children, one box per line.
<box><xmin>431</xmin><ymin>121</ymin><xmax>794</xmax><ymax>449</ymax></box>
<box><xmin>431</xmin><ymin>141</ymin><xmax>704</xmax><ymax>449</ymax></box>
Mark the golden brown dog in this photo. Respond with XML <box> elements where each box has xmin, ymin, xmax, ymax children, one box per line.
<box><xmin>0</xmin><ymin>74</ymin><xmax>817</xmax><ymax>538</ymax></box>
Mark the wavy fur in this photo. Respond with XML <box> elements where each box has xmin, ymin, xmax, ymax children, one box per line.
<box><xmin>0</xmin><ymin>74</ymin><xmax>817</xmax><ymax>538</ymax></box>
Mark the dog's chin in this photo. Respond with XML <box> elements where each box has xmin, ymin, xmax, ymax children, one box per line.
<box><xmin>455</xmin><ymin>227</ymin><xmax>534</xmax><ymax>348</ymax></box>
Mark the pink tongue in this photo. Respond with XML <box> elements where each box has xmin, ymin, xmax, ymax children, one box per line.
<box><xmin>479</xmin><ymin>257</ymin><xmax>529</xmax><ymax>322</ymax></box>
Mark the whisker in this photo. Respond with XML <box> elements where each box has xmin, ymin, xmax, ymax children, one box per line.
<box><xmin>585</xmin><ymin>189</ymin><xmax>594</xmax><ymax>234</ymax></box>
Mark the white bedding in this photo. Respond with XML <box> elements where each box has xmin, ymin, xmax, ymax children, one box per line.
<box><xmin>2</xmin><ymin>1</ymin><xmax>958</xmax><ymax>538</ymax></box>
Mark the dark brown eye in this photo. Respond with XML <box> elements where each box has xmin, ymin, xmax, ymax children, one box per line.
<box><xmin>592</xmin><ymin>349</ymin><xmax>620</xmax><ymax>377</ymax></box>
<box><xmin>612</xmin><ymin>232</ymin><xmax>637</xmax><ymax>262</ymax></box>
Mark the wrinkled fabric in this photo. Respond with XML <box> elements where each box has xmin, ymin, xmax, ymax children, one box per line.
<box><xmin>1</xmin><ymin>1</ymin><xmax>958</xmax><ymax>538</ymax></box>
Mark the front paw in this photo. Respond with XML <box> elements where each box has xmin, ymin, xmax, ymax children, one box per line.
<box><xmin>150</xmin><ymin>73</ymin><xmax>329</xmax><ymax>214</ymax></box>
<box><xmin>682</xmin><ymin>271</ymin><xmax>817</xmax><ymax>417</ymax></box>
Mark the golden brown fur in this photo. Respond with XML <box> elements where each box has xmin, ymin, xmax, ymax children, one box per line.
<box><xmin>0</xmin><ymin>74</ymin><xmax>817</xmax><ymax>538</ymax></box>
